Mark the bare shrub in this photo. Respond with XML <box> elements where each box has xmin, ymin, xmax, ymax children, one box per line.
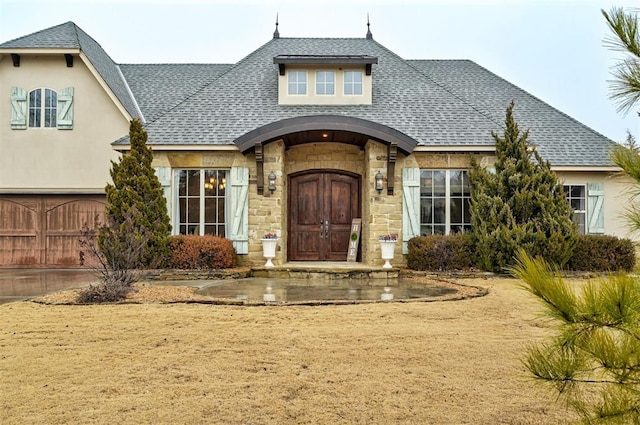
<box><xmin>77</xmin><ymin>209</ymin><xmax>152</xmax><ymax>303</ymax></box>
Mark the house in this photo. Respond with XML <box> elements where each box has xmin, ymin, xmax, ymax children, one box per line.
<box><xmin>0</xmin><ymin>21</ymin><xmax>631</xmax><ymax>268</ymax></box>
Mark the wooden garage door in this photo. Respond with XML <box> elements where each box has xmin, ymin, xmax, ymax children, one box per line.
<box><xmin>0</xmin><ymin>195</ymin><xmax>105</xmax><ymax>268</ymax></box>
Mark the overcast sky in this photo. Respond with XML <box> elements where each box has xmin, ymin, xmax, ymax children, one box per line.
<box><xmin>1</xmin><ymin>0</ymin><xmax>639</xmax><ymax>144</ymax></box>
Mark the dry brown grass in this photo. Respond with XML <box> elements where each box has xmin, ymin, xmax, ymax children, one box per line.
<box><xmin>0</xmin><ymin>277</ymin><xmax>577</xmax><ymax>424</ymax></box>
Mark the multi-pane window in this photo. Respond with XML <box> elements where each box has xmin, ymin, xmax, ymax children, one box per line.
<box><xmin>177</xmin><ymin>169</ymin><xmax>227</xmax><ymax>236</ymax></box>
<box><xmin>29</xmin><ymin>88</ymin><xmax>57</xmax><ymax>128</ymax></box>
<box><xmin>288</xmin><ymin>71</ymin><xmax>307</xmax><ymax>95</ymax></box>
<box><xmin>316</xmin><ymin>71</ymin><xmax>335</xmax><ymax>95</ymax></box>
<box><xmin>344</xmin><ymin>71</ymin><xmax>363</xmax><ymax>95</ymax></box>
<box><xmin>420</xmin><ymin>170</ymin><xmax>471</xmax><ymax>235</ymax></box>
<box><xmin>564</xmin><ymin>185</ymin><xmax>586</xmax><ymax>234</ymax></box>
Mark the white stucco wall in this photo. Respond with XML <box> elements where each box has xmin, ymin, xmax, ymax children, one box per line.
<box><xmin>556</xmin><ymin>170</ymin><xmax>638</xmax><ymax>241</ymax></box>
<box><xmin>0</xmin><ymin>53</ymin><xmax>128</xmax><ymax>193</ymax></box>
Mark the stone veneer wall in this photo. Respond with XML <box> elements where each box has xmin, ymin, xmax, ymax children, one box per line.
<box><xmin>153</xmin><ymin>147</ymin><xmax>496</xmax><ymax>267</ymax></box>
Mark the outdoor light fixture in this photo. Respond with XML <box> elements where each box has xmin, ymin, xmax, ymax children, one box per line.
<box><xmin>375</xmin><ymin>171</ymin><xmax>384</xmax><ymax>193</ymax></box>
<box><xmin>268</xmin><ymin>171</ymin><xmax>277</xmax><ymax>193</ymax></box>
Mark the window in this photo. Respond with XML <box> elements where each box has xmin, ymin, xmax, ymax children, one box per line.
<box><xmin>344</xmin><ymin>71</ymin><xmax>363</xmax><ymax>95</ymax></box>
<box><xmin>288</xmin><ymin>71</ymin><xmax>307</xmax><ymax>95</ymax></box>
<box><xmin>29</xmin><ymin>88</ymin><xmax>57</xmax><ymax>128</ymax></box>
<box><xmin>176</xmin><ymin>169</ymin><xmax>227</xmax><ymax>236</ymax></box>
<box><xmin>316</xmin><ymin>71</ymin><xmax>335</xmax><ymax>95</ymax></box>
<box><xmin>420</xmin><ymin>170</ymin><xmax>471</xmax><ymax>235</ymax></box>
<box><xmin>564</xmin><ymin>185</ymin><xmax>586</xmax><ymax>234</ymax></box>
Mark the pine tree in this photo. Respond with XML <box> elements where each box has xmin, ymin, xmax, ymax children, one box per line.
<box><xmin>469</xmin><ymin>102</ymin><xmax>577</xmax><ymax>272</ymax></box>
<box><xmin>512</xmin><ymin>251</ymin><xmax>640</xmax><ymax>423</ymax></box>
<box><xmin>99</xmin><ymin>119</ymin><xmax>171</xmax><ymax>268</ymax></box>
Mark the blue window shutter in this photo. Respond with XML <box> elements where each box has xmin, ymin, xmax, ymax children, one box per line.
<box><xmin>153</xmin><ymin>167</ymin><xmax>172</xmax><ymax>225</ymax></box>
<box><xmin>57</xmin><ymin>87</ymin><xmax>74</xmax><ymax>129</ymax></box>
<box><xmin>587</xmin><ymin>183</ymin><xmax>604</xmax><ymax>234</ymax></box>
<box><xmin>402</xmin><ymin>168</ymin><xmax>421</xmax><ymax>254</ymax></box>
<box><xmin>229</xmin><ymin>167</ymin><xmax>249</xmax><ymax>254</ymax></box>
<box><xmin>10</xmin><ymin>87</ymin><xmax>27</xmax><ymax>129</ymax></box>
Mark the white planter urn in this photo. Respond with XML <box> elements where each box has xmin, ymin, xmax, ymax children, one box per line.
<box><xmin>379</xmin><ymin>240</ymin><xmax>397</xmax><ymax>269</ymax></box>
<box><xmin>261</xmin><ymin>238</ymin><xmax>278</xmax><ymax>267</ymax></box>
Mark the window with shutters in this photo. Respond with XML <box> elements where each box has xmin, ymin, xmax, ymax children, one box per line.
<box><xmin>563</xmin><ymin>185</ymin><xmax>586</xmax><ymax>234</ymax></box>
<box><xmin>420</xmin><ymin>169</ymin><xmax>471</xmax><ymax>235</ymax></box>
<box><xmin>29</xmin><ymin>88</ymin><xmax>57</xmax><ymax>128</ymax></box>
<box><xmin>11</xmin><ymin>86</ymin><xmax>73</xmax><ymax>130</ymax></box>
<box><xmin>176</xmin><ymin>169</ymin><xmax>227</xmax><ymax>236</ymax></box>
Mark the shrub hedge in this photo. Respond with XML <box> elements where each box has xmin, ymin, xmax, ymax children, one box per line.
<box><xmin>566</xmin><ymin>234</ymin><xmax>636</xmax><ymax>272</ymax></box>
<box><xmin>407</xmin><ymin>233</ymin><xmax>636</xmax><ymax>273</ymax></box>
<box><xmin>168</xmin><ymin>235</ymin><xmax>237</xmax><ymax>269</ymax></box>
<box><xmin>406</xmin><ymin>234</ymin><xmax>477</xmax><ymax>271</ymax></box>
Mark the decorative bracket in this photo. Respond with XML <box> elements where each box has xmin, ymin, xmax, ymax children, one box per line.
<box><xmin>387</xmin><ymin>142</ymin><xmax>398</xmax><ymax>195</ymax></box>
<box><xmin>255</xmin><ymin>143</ymin><xmax>264</xmax><ymax>195</ymax></box>
<box><xmin>11</xmin><ymin>54</ymin><xmax>20</xmax><ymax>67</ymax></box>
<box><xmin>65</xmin><ymin>54</ymin><xmax>73</xmax><ymax>67</ymax></box>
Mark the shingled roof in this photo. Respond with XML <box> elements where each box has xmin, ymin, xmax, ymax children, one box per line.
<box><xmin>114</xmin><ymin>36</ymin><xmax>613</xmax><ymax>167</ymax></box>
<box><xmin>2</xmin><ymin>21</ymin><xmax>614</xmax><ymax>167</ymax></box>
<box><xmin>0</xmin><ymin>22</ymin><xmax>143</xmax><ymax>121</ymax></box>
<box><xmin>119</xmin><ymin>64</ymin><xmax>232</xmax><ymax>122</ymax></box>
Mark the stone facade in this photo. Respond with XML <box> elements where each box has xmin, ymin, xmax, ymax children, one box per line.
<box><xmin>152</xmin><ymin>141</ymin><xmax>498</xmax><ymax>268</ymax></box>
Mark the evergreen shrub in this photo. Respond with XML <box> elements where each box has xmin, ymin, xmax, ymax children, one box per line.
<box><xmin>168</xmin><ymin>235</ymin><xmax>237</xmax><ymax>269</ymax></box>
<box><xmin>469</xmin><ymin>102</ymin><xmax>577</xmax><ymax>272</ymax></box>
<box><xmin>567</xmin><ymin>234</ymin><xmax>636</xmax><ymax>272</ymax></box>
<box><xmin>406</xmin><ymin>234</ymin><xmax>477</xmax><ymax>271</ymax></box>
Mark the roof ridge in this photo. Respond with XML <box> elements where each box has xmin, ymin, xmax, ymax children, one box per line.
<box><xmin>120</xmin><ymin>63</ymin><xmax>232</xmax><ymax>66</ymax></box>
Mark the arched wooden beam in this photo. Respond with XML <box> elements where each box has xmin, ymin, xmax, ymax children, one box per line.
<box><xmin>233</xmin><ymin>115</ymin><xmax>417</xmax><ymax>155</ymax></box>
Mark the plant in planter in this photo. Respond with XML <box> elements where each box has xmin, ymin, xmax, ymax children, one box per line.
<box><xmin>261</xmin><ymin>233</ymin><xmax>279</xmax><ymax>267</ymax></box>
<box><xmin>379</xmin><ymin>234</ymin><xmax>398</xmax><ymax>269</ymax></box>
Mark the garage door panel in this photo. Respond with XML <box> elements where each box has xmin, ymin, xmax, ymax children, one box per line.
<box><xmin>0</xmin><ymin>195</ymin><xmax>105</xmax><ymax>268</ymax></box>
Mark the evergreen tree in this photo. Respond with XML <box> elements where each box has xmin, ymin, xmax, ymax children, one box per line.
<box><xmin>602</xmin><ymin>7</ymin><xmax>640</xmax><ymax>116</ymax></box>
<box><xmin>469</xmin><ymin>102</ymin><xmax>577</xmax><ymax>272</ymax></box>
<box><xmin>512</xmin><ymin>251</ymin><xmax>640</xmax><ymax>424</ymax></box>
<box><xmin>605</xmin><ymin>7</ymin><xmax>640</xmax><ymax>234</ymax></box>
<box><xmin>99</xmin><ymin>119</ymin><xmax>171</xmax><ymax>268</ymax></box>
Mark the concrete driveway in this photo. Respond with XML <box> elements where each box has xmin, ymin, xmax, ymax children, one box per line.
<box><xmin>0</xmin><ymin>269</ymin><xmax>96</xmax><ymax>304</ymax></box>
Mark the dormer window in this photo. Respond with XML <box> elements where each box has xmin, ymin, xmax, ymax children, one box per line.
<box><xmin>344</xmin><ymin>71</ymin><xmax>363</xmax><ymax>95</ymax></box>
<box><xmin>288</xmin><ymin>71</ymin><xmax>307</xmax><ymax>95</ymax></box>
<box><xmin>274</xmin><ymin>55</ymin><xmax>377</xmax><ymax>106</ymax></box>
<box><xmin>316</xmin><ymin>71</ymin><xmax>335</xmax><ymax>95</ymax></box>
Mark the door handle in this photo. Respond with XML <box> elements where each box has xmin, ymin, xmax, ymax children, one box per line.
<box><xmin>324</xmin><ymin>220</ymin><xmax>329</xmax><ymax>239</ymax></box>
<box><xmin>320</xmin><ymin>221</ymin><xmax>324</xmax><ymax>238</ymax></box>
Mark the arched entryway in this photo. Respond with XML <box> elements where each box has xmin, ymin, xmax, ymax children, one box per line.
<box><xmin>288</xmin><ymin>170</ymin><xmax>360</xmax><ymax>261</ymax></box>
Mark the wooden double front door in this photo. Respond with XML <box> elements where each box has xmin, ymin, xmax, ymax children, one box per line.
<box><xmin>288</xmin><ymin>171</ymin><xmax>360</xmax><ymax>261</ymax></box>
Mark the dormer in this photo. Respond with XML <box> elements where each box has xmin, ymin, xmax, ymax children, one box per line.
<box><xmin>274</xmin><ymin>55</ymin><xmax>378</xmax><ymax>105</ymax></box>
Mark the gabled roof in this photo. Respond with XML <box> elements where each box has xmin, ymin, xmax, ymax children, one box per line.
<box><xmin>114</xmin><ymin>35</ymin><xmax>613</xmax><ymax>167</ymax></box>
<box><xmin>0</xmin><ymin>22</ymin><xmax>142</xmax><ymax>121</ymax></box>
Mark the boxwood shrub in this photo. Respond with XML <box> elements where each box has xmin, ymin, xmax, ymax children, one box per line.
<box><xmin>566</xmin><ymin>234</ymin><xmax>636</xmax><ymax>272</ymax></box>
<box><xmin>168</xmin><ymin>235</ymin><xmax>237</xmax><ymax>269</ymax></box>
<box><xmin>407</xmin><ymin>234</ymin><xmax>477</xmax><ymax>271</ymax></box>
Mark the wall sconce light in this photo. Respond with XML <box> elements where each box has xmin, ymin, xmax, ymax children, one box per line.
<box><xmin>375</xmin><ymin>171</ymin><xmax>384</xmax><ymax>193</ymax></box>
<box><xmin>268</xmin><ymin>171</ymin><xmax>277</xmax><ymax>193</ymax></box>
